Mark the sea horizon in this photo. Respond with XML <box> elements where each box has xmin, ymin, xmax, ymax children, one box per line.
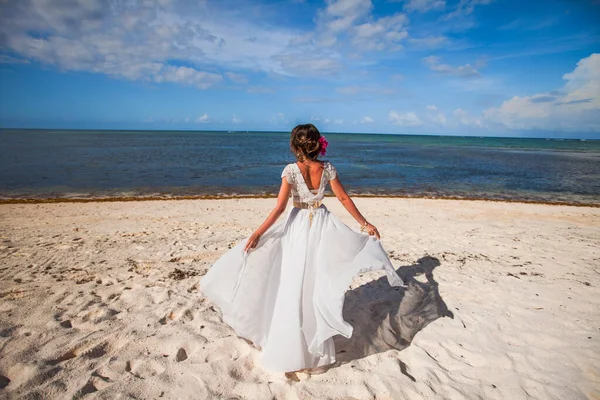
<box><xmin>1</xmin><ymin>128</ymin><xmax>599</xmax><ymax>206</ymax></box>
<box><xmin>2</xmin><ymin>127</ymin><xmax>599</xmax><ymax>141</ymax></box>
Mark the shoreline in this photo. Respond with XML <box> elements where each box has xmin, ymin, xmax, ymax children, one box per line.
<box><xmin>1</xmin><ymin>193</ymin><xmax>599</xmax><ymax>208</ymax></box>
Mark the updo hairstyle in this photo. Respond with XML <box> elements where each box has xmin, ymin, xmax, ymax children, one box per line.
<box><xmin>290</xmin><ymin>124</ymin><xmax>322</xmax><ymax>162</ymax></box>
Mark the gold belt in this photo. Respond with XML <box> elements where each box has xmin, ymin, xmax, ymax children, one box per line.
<box><xmin>293</xmin><ymin>201</ymin><xmax>322</xmax><ymax>227</ymax></box>
<box><xmin>293</xmin><ymin>201</ymin><xmax>322</xmax><ymax>209</ymax></box>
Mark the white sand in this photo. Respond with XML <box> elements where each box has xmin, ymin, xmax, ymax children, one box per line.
<box><xmin>0</xmin><ymin>198</ymin><xmax>599</xmax><ymax>399</ymax></box>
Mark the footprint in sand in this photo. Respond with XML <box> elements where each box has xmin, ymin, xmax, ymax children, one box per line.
<box><xmin>159</xmin><ymin>307</ymin><xmax>196</xmax><ymax>324</ymax></box>
<box><xmin>93</xmin><ymin>363</ymin><xmax>123</xmax><ymax>382</ymax></box>
<box><xmin>182</xmin><ymin>309</ymin><xmax>195</xmax><ymax>322</ymax></box>
<box><xmin>159</xmin><ymin>311</ymin><xmax>176</xmax><ymax>325</ymax></box>
<box><xmin>73</xmin><ymin>306</ymin><xmax>120</xmax><ymax>327</ymax></box>
<box><xmin>187</xmin><ymin>283</ymin><xmax>200</xmax><ymax>293</ymax></box>
<box><xmin>176</xmin><ymin>348</ymin><xmax>188</xmax><ymax>362</ymax></box>
<box><xmin>0</xmin><ymin>374</ymin><xmax>10</xmax><ymax>389</ymax></box>
<box><xmin>59</xmin><ymin>320</ymin><xmax>73</xmax><ymax>328</ymax></box>
<box><xmin>0</xmin><ymin>288</ymin><xmax>31</xmax><ymax>300</ymax></box>
<box><xmin>107</xmin><ymin>292</ymin><xmax>120</xmax><ymax>302</ymax></box>
<box><xmin>47</xmin><ymin>340</ymin><xmax>108</xmax><ymax>365</ymax></box>
<box><xmin>169</xmin><ymin>251</ymin><xmax>220</xmax><ymax>264</ymax></box>
<box><xmin>126</xmin><ymin>258</ymin><xmax>157</xmax><ymax>277</ymax></box>
<box><xmin>126</xmin><ymin>359</ymin><xmax>165</xmax><ymax>379</ymax></box>
<box><xmin>173</xmin><ymin>340</ymin><xmax>201</xmax><ymax>362</ymax></box>
<box><xmin>47</xmin><ymin>348</ymin><xmax>79</xmax><ymax>365</ymax></box>
<box><xmin>74</xmin><ymin>376</ymin><xmax>111</xmax><ymax>398</ymax></box>
<box><xmin>0</xmin><ymin>324</ymin><xmax>23</xmax><ymax>337</ymax></box>
<box><xmin>204</xmin><ymin>339</ymin><xmax>241</xmax><ymax>363</ymax></box>
<box><xmin>83</xmin><ymin>342</ymin><xmax>109</xmax><ymax>359</ymax></box>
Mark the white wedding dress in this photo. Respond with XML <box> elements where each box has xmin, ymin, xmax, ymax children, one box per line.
<box><xmin>200</xmin><ymin>162</ymin><xmax>404</xmax><ymax>372</ymax></box>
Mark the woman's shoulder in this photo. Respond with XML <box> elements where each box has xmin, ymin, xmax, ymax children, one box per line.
<box><xmin>282</xmin><ymin>162</ymin><xmax>297</xmax><ymax>171</ymax></box>
<box><xmin>281</xmin><ymin>163</ymin><xmax>296</xmax><ymax>182</ymax></box>
<box><xmin>321</xmin><ymin>160</ymin><xmax>335</xmax><ymax>169</ymax></box>
<box><xmin>321</xmin><ymin>160</ymin><xmax>337</xmax><ymax>179</ymax></box>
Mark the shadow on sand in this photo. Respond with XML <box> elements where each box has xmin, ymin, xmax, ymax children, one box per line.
<box><xmin>333</xmin><ymin>256</ymin><xmax>453</xmax><ymax>373</ymax></box>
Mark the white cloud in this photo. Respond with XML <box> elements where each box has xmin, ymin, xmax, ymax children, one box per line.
<box><xmin>389</xmin><ymin>111</ymin><xmax>423</xmax><ymax>126</ymax></box>
<box><xmin>196</xmin><ymin>114</ymin><xmax>211</xmax><ymax>123</ymax></box>
<box><xmin>336</xmin><ymin>86</ymin><xmax>361</xmax><ymax>95</ymax></box>
<box><xmin>313</xmin><ymin>0</ymin><xmax>409</xmax><ymax>52</ymax></box>
<box><xmin>483</xmin><ymin>53</ymin><xmax>600</xmax><ymax>131</ymax></box>
<box><xmin>444</xmin><ymin>0</ymin><xmax>494</xmax><ymax>19</ymax></box>
<box><xmin>155</xmin><ymin>66</ymin><xmax>223</xmax><ymax>89</ymax></box>
<box><xmin>423</xmin><ymin>56</ymin><xmax>480</xmax><ymax>77</ymax></box>
<box><xmin>360</xmin><ymin>116</ymin><xmax>374</xmax><ymax>123</ymax></box>
<box><xmin>408</xmin><ymin>36</ymin><xmax>448</xmax><ymax>49</ymax></box>
<box><xmin>454</xmin><ymin>108</ymin><xmax>483</xmax><ymax>127</ymax></box>
<box><xmin>294</xmin><ymin>96</ymin><xmax>332</xmax><ymax>103</ymax></box>
<box><xmin>562</xmin><ymin>54</ymin><xmax>600</xmax><ymax>109</ymax></box>
<box><xmin>232</xmin><ymin>114</ymin><xmax>241</xmax><ymax>124</ymax></box>
<box><xmin>433</xmin><ymin>112</ymin><xmax>447</xmax><ymax>125</ymax></box>
<box><xmin>0</xmin><ymin>0</ymin><xmax>414</xmax><ymax>90</ymax></box>
<box><xmin>319</xmin><ymin>0</ymin><xmax>373</xmax><ymax>34</ymax></box>
<box><xmin>351</xmin><ymin>13</ymin><xmax>409</xmax><ymax>51</ymax></box>
<box><xmin>404</xmin><ymin>0</ymin><xmax>446</xmax><ymax>13</ymax></box>
<box><xmin>425</xmin><ymin>105</ymin><xmax>447</xmax><ymax>125</ymax></box>
<box><xmin>0</xmin><ymin>54</ymin><xmax>30</xmax><ymax>64</ymax></box>
<box><xmin>274</xmin><ymin>53</ymin><xmax>342</xmax><ymax>77</ymax></box>
<box><xmin>225</xmin><ymin>72</ymin><xmax>248</xmax><ymax>84</ymax></box>
<box><xmin>269</xmin><ymin>112</ymin><xmax>287</xmax><ymax>124</ymax></box>
<box><xmin>335</xmin><ymin>85</ymin><xmax>395</xmax><ymax>96</ymax></box>
<box><xmin>0</xmin><ymin>0</ymin><xmax>297</xmax><ymax>86</ymax></box>
<box><xmin>498</xmin><ymin>17</ymin><xmax>556</xmax><ymax>32</ymax></box>
<box><xmin>247</xmin><ymin>85</ymin><xmax>275</xmax><ymax>93</ymax></box>
<box><xmin>355</xmin><ymin>23</ymin><xmax>385</xmax><ymax>38</ymax></box>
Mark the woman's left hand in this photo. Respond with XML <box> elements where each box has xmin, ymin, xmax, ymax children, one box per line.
<box><xmin>244</xmin><ymin>231</ymin><xmax>262</xmax><ymax>252</ymax></box>
<box><xmin>365</xmin><ymin>223</ymin><xmax>380</xmax><ymax>240</ymax></box>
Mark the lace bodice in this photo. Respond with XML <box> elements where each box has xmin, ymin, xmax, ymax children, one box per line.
<box><xmin>281</xmin><ymin>162</ymin><xmax>337</xmax><ymax>205</ymax></box>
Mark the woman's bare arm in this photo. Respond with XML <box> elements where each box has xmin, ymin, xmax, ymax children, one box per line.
<box><xmin>330</xmin><ymin>177</ymin><xmax>380</xmax><ymax>239</ymax></box>
<box><xmin>244</xmin><ymin>178</ymin><xmax>291</xmax><ymax>251</ymax></box>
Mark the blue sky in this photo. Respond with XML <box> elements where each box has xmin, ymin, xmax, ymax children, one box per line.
<box><xmin>0</xmin><ymin>0</ymin><xmax>599</xmax><ymax>138</ymax></box>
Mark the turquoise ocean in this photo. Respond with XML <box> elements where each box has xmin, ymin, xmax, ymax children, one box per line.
<box><xmin>1</xmin><ymin>129</ymin><xmax>599</xmax><ymax>205</ymax></box>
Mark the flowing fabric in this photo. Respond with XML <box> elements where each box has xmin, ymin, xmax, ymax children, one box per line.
<box><xmin>200</xmin><ymin>162</ymin><xmax>404</xmax><ymax>372</ymax></box>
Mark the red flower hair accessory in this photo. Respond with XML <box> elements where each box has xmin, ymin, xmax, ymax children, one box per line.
<box><xmin>319</xmin><ymin>136</ymin><xmax>328</xmax><ymax>156</ymax></box>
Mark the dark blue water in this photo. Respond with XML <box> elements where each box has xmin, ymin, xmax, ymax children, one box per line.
<box><xmin>1</xmin><ymin>129</ymin><xmax>599</xmax><ymax>205</ymax></box>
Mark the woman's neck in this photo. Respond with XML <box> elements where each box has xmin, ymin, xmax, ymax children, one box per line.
<box><xmin>298</xmin><ymin>159</ymin><xmax>321</xmax><ymax>165</ymax></box>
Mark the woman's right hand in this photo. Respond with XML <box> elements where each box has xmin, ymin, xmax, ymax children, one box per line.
<box><xmin>244</xmin><ymin>231</ymin><xmax>262</xmax><ymax>252</ymax></box>
<box><xmin>365</xmin><ymin>223</ymin><xmax>381</xmax><ymax>240</ymax></box>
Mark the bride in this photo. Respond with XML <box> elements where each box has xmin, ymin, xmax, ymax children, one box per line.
<box><xmin>200</xmin><ymin>123</ymin><xmax>404</xmax><ymax>373</ymax></box>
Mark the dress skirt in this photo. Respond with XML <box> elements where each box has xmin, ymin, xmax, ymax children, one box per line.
<box><xmin>200</xmin><ymin>205</ymin><xmax>404</xmax><ymax>372</ymax></box>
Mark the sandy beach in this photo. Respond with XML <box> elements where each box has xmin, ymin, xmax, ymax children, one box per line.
<box><xmin>0</xmin><ymin>197</ymin><xmax>599</xmax><ymax>399</ymax></box>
